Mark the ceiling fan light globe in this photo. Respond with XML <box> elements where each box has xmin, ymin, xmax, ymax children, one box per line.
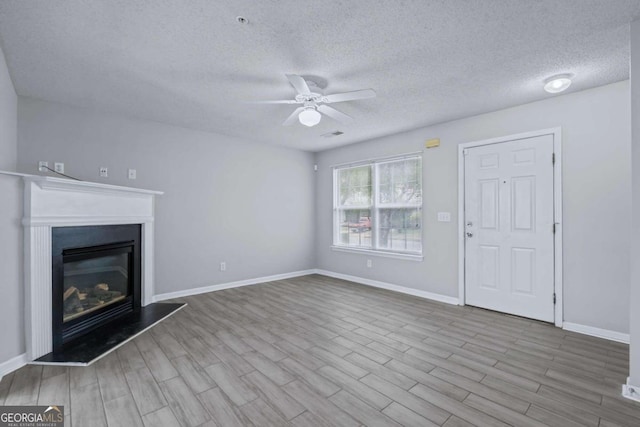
<box><xmin>299</xmin><ymin>108</ymin><xmax>321</xmax><ymax>127</ymax></box>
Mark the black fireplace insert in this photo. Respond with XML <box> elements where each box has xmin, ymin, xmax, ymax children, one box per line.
<box><xmin>52</xmin><ymin>224</ymin><xmax>141</xmax><ymax>351</ymax></box>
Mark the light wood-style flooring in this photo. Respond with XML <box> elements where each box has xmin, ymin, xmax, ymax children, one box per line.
<box><xmin>1</xmin><ymin>274</ymin><xmax>639</xmax><ymax>426</ymax></box>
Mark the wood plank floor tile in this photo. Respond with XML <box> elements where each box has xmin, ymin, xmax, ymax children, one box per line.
<box><xmin>242</xmin><ymin>370</ymin><xmax>306</xmax><ymax>420</ymax></box>
<box><xmin>159</xmin><ymin>377</ymin><xmax>210</xmax><ymax>427</ymax></box>
<box><xmin>239</xmin><ymin>398</ymin><xmax>292</xmax><ymax>426</ymax></box>
<box><xmin>282</xmin><ymin>380</ymin><xmax>360</xmax><ymax>427</ymax></box>
<box><xmin>242</xmin><ymin>351</ymin><xmax>294</xmax><ymax>386</ymax></box>
<box><xmin>278</xmin><ymin>357</ymin><xmax>340</xmax><ymax>397</ymax></box>
<box><xmin>273</xmin><ymin>339</ymin><xmax>325</xmax><ymax>370</ymax></box>
<box><xmin>5</xmin><ymin>364</ymin><xmax>42</xmax><ymax>405</ymax></box>
<box><xmin>170</xmin><ymin>355</ymin><xmax>216</xmax><ymax>394</ymax></box>
<box><xmin>117</xmin><ymin>341</ymin><xmax>147</xmax><ymax>373</ymax></box>
<box><xmin>70</xmin><ymin>381</ymin><xmax>107</xmax><ymax>427</ymax></box>
<box><xmin>385</xmin><ymin>358</ymin><xmax>469</xmax><ymax>401</ymax></box>
<box><xmin>480</xmin><ymin>375</ymin><xmax>600</xmax><ymax>427</ymax></box>
<box><xmin>345</xmin><ymin>352</ymin><xmax>416</xmax><ymax>390</ymax></box>
<box><xmin>242</xmin><ymin>336</ymin><xmax>288</xmax><ymax>361</ymax></box>
<box><xmin>309</xmin><ymin>346</ymin><xmax>368</xmax><ymax>379</ymax></box>
<box><xmin>180</xmin><ymin>337</ymin><xmax>220</xmax><ymax>369</ymax></box>
<box><xmin>317</xmin><ymin>365</ymin><xmax>392</xmax><ymax>410</ymax></box>
<box><xmin>204</xmin><ymin>363</ymin><xmax>257</xmax><ymax>406</ymax></box>
<box><xmin>37</xmin><ymin>372</ymin><xmax>70</xmax><ymax>414</ymax></box>
<box><xmin>525</xmin><ymin>404</ymin><xmax>586</xmax><ymax>427</ymax></box>
<box><xmin>381</xmin><ymin>401</ymin><xmax>440</xmax><ymax>427</ymax></box>
<box><xmin>209</xmin><ymin>344</ymin><xmax>254</xmax><ymax>376</ymax></box>
<box><xmin>431</xmin><ymin>367</ymin><xmax>530</xmax><ymax>413</ymax></box>
<box><xmin>134</xmin><ymin>334</ymin><xmax>179</xmax><ymax>382</ymax></box>
<box><xmin>329</xmin><ymin>389</ymin><xmax>402</xmax><ymax>427</ymax></box>
<box><xmin>407</xmin><ymin>382</ymin><xmax>508</xmax><ymax>427</ymax></box>
<box><xmin>361</xmin><ymin>373</ymin><xmax>451</xmax><ymax>425</ymax></box>
<box><xmin>95</xmin><ymin>352</ymin><xmax>129</xmax><ymax>403</ymax></box>
<box><xmin>104</xmin><ymin>394</ymin><xmax>144</xmax><ymax>427</ymax></box>
<box><xmin>462</xmin><ymin>393</ymin><xmax>547</xmax><ymax>427</ymax></box>
<box><xmin>142</xmin><ymin>406</ymin><xmax>182</xmax><ymax>427</ymax></box>
<box><xmin>125</xmin><ymin>367</ymin><xmax>168</xmax><ymax>415</ymax></box>
<box><xmin>0</xmin><ymin>372</ymin><xmax>13</xmax><ymax>405</ymax></box>
<box><xmin>197</xmin><ymin>387</ymin><xmax>248</xmax><ymax>427</ymax></box>
<box><xmin>290</xmin><ymin>410</ymin><xmax>336</xmax><ymax>427</ymax></box>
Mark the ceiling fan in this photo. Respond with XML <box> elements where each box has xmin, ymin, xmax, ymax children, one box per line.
<box><xmin>255</xmin><ymin>74</ymin><xmax>376</xmax><ymax>127</ymax></box>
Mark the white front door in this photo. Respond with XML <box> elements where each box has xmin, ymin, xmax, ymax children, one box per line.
<box><xmin>464</xmin><ymin>134</ymin><xmax>555</xmax><ymax>322</ymax></box>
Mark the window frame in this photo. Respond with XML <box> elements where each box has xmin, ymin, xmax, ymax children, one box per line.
<box><xmin>332</xmin><ymin>152</ymin><xmax>424</xmax><ymax>260</ymax></box>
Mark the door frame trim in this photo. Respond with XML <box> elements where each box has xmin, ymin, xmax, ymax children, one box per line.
<box><xmin>457</xmin><ymin>127</ymin><xmax>563</xmax><ymax>327</ymax></box>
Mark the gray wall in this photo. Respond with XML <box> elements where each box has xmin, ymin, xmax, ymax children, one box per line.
<box><xmin>0</xmin><ymin>43</ymin><xmax>22</xmax><ymax>365</ymax></box>
<box><xmin>630</xmin><ymin>20</ymin><xmax>640</xmax><ymax>385</ymax></box>
<box><xmin>316</xmin><ymin>81</ymin><xmax>631</xmax><ymax>334</ymax></box>
<box><xmin>17</xmin><ymin>98</ymin><xmax>316</xmax><ymax>297</ymax></box>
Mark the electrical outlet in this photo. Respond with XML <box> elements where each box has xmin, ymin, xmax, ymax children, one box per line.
<box><xmin>128</xmin><ymin>169</ymin><xmax>137</xmax><ymax>179</ymax></box>
<box><xmin>220</xmin><ymin>261</ymin><xmax>226</xmax><ymax>271</ymax></box>
<box><xmin>437</xmin><ymin>212</ymin><xmax>451</xmax><ymax>222</ymax></box>
<box><xmin>367</xmin><ymin>259</ymin><xmax>372</xmax><ymax>268</ymax></box>
<box><xmin>54</xmin><ymin>162</ymin><xmax>64</xmax><ymax>174</ymax></box>
<box><xmin>99</xmin><ymin>167</ymin><xmax>108</xmax><ymax>177</ymax></box>
<box><xmin>38</xmin><ymin>161</ymin><xmax>48</xmax><ymax>172</ymax></box>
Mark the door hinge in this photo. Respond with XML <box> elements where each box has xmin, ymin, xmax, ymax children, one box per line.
<box><xmin>552</xmin><ymin>153</ymin><xmax>555</xmax><ymax>165</ymax></box>
<box><xmin>552</xmin><ymin>223</ymin><xmax>556</xmax><ymax>234</ymax></box>
<box><xmin>553</xmin><ymin>293</ymin><xmax>556</xmax><ymax>304</ymax></box>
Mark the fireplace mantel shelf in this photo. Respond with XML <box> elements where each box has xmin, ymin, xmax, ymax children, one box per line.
<box><xmin>0</xmin><ymin>170</ymin><xmax>164</xmax><ymax>196</ymax></box>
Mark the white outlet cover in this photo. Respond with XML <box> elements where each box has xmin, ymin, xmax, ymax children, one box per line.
<box><xmin>38</xmin><ymin>161</ymin><xmax>48</xmax><ymax>171</ymax></box>
<box><xmin>128</xmin><ymin>169</ymin><xmax>137</xmax><ymax>179</ymax></box>
<box><xmin>99</xmin><ymin>167</ymin><xmax>108</xmax><ymax>177</ymax></box>
<box><xmin>54</xmin><ymin>162</ymin><xmax>64</xmax><ymax>173</ymax></box>
<box><xmin>437</xmin><ymin>212</ymin><xmax>452</xmax><ymax>222</ymax></box>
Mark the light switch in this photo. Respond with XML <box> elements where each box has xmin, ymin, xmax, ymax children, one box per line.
<box><xmin>437</xmin><ymin>212</ymin><xmax>451</xmax><ymax>222</ymax></box>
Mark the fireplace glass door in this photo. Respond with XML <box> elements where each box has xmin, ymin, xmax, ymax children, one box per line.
<box><xmin>63</xmin><ymin>250</ymin><xmax>131</xmax><ymax>322</ymax></box>
<box><xmin>60</xmin><ymin>241</ymin><xmax>135</xmax><ymax>343</ymax></box>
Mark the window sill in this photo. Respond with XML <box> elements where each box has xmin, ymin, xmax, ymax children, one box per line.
<box><xmin>330</xmin><ymin>246</ymin><xmax>424</xmax><ymax>261</ymax></box>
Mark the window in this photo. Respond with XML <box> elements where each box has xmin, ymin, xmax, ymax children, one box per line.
<box><xmin>333</xmin><ymin>154</ymin><xmax>422</xmax><ymax>256</ymax></box>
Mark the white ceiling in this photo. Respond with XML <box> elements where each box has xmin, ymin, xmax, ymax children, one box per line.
<box><xmin>0</xmin><ymin>1</ymin><xmax>639</xmax><ymax>152</ymax></box>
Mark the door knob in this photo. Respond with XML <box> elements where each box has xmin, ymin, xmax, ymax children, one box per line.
<box><xmin>466</xmin><ymin>232</ymin><xmax>473</xmax><ymax>238</ymax></box>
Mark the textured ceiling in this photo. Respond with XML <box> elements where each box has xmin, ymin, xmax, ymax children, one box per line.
<box><xmin>0</xmin><ymin>1</ymin><xmax>639</xmax><ymax>151</ymax></box>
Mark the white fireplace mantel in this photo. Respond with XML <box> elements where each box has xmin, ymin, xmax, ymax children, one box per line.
<box><xmin>10</xmin><ymin>173</ymin><xmax>164</xmax><ymax>361</ymax></box>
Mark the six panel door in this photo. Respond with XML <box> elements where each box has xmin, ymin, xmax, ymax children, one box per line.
<box><xmin>464</xmin><ymin>134</ymin><xmax>555</xmax><ymax>322</ymax></box>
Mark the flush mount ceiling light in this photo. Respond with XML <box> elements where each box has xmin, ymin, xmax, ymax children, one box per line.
<box><xmin>544</xmin><ymin>74</ymin><xmax>573</xmax><ymax>93</ymax></box>
<box><xmin>298</xmin><ymin>107</ymin><xmax>322</xmax><ymax>127</ymax></box>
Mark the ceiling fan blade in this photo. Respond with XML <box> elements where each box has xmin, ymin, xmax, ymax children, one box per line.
<box><xmin>249</xmin><ymin>99</ymin><xmax>299</xmax><ymax>104</ymax></box>
<box><xmin>282</xmin><ymin>107</ymin><xmax>305</xmax><ymax>126</ymax></box>
<box><xmin>317</xmin><ymin>105</ymin><xmax>353</xmax><ymax>124</ymax></box>
<box><xmin>285</xmin><ymin>74</ymin><xmax>311</xmax><ymax>95</ymax></box>
<box><xmin>323</xmin><ymin>89</ymin><xmax>376</xmax><ymax>103</ymax></box>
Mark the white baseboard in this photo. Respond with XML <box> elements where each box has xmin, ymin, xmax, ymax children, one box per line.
<box><xmin>0</xmin><ymin>353</ymin><xmax>27</xmax><ymax>381</ymax></box>
<box><xmin>315</xmin><ymin>269</ymin><xmax>459</xmax><ymax>305</ymax></box>
<box><xmin>153</xmin><ymin>269</ymin><xmax>317</xmax><ymax>302</ymax></box>
<box><xmin>623</xmin><ymin>377</ymin><xmax>640</xmax><ymax>402</ymax></box>
<box><xmin>563</xmin><ymin>322</ymin><xmax>630</xmax><ymax>344</ymax></box>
